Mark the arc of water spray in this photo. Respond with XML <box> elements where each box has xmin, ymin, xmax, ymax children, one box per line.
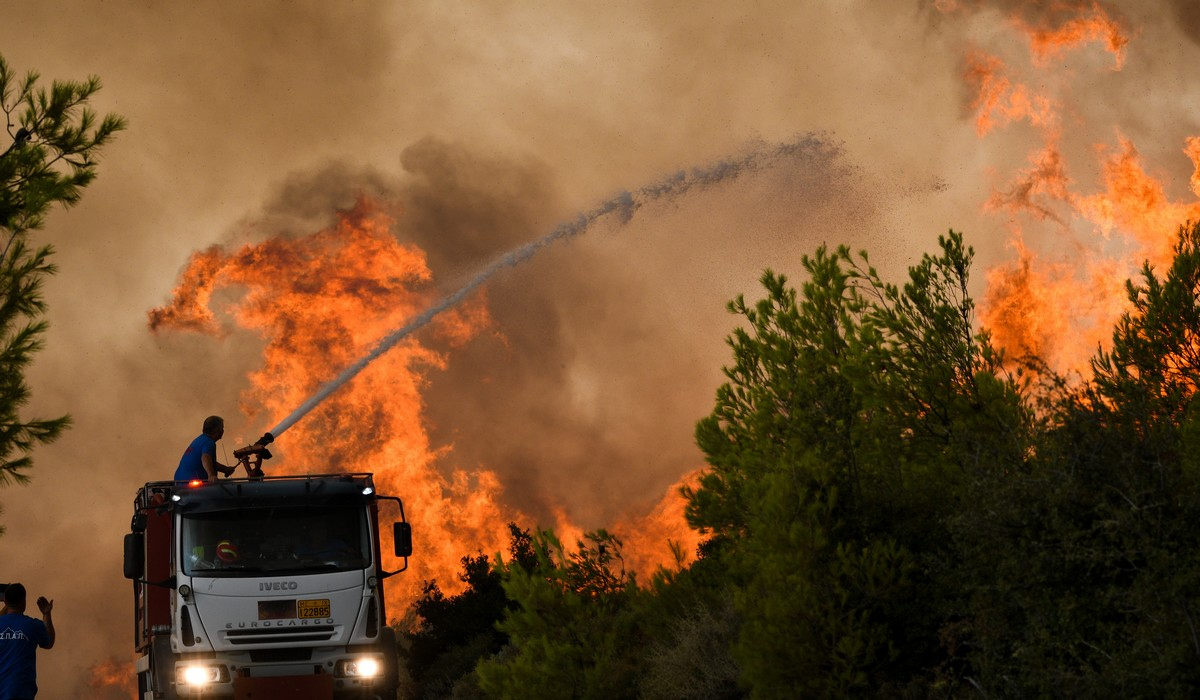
<box><xmin>267</xmin><ymin>135</ymin><xmax>828</xmax><ymax>439</ymax></box>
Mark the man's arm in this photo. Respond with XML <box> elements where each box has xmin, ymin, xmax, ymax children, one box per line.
<box><xmin>201</xmin><ymin>452</ymin><xmax>219</xmax><ymax>480</ymax></box>
<box><xmin>36</xmin><ymin>597</ymin><xmax>54</xmax><ymax>649</ymax></box>
<box><xmin>201</xmin><ymin>453</ymin><xmax>235</xmax><ymax>479</ymax></box>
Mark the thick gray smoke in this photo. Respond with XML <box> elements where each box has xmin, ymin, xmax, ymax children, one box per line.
<box><xmin>1166</xmin><ymin>0</ymin><xmax>1200</xmax><ymax>44</ymax></box>
<box><xmin>267</xmin><ymin>137</ymin><xmax>835</xmax><ymax>442</ymax></box>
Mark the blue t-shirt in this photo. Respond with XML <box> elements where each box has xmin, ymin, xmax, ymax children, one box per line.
<box><xmin>174</xmin><ymin>433</ymin><xmax>217</xmax><ymax>482</ymax></box>
<box><xmin>0</xmin><ymin>612</ymin><xmax>50</xmax><ymax>699</ymax></box>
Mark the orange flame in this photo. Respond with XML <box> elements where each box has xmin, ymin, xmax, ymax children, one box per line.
<box><xmin>151</xmin><ymin>198</ymin><xmax>515</xmax><ymax>608</ymax></box>
<box><xmin>1014</xmin><ymin>3</ymin><xmax>1130</xmax><ymax>68</ymax></box>
<box><xmin>1075</xmin><ymin>136</ymin><xmax>1200</xmax><ymax>263</ymax></box>
<box><xmin>980</xmin><ymin>234</ymin><xmax>1127</xmax><ymax>372</ymax></box>
<box><xmin>987</xmin><ymin>135</ymin><xmax>1200</xmax><ymax>374</ymax></box>
<box><xmin>147</xmin><ymin>246</ymin><xmax>227</xmax><ymax>335</ymax></box>
<box><xmin>939</xmin><ymin>0</ymin><xmax>1130</xmax><ymax>69</ymax></box>
<box><xmin>615</xmin><ymin>470</ymin><xmax>705</xmax><ymax>576</ymax></box>
<box><xmin>86</xmin><ymin>656</ymin><xmax>135</xmax><ymax>699</ymax></box>
<box><xmin>957</xmin><ymin>4</ymin><xmax>1199</xmax><ymax>375</ymax></box>
<box><xmin>985</xmin><ymin>140</ymin><xmax>1070</xmax><ymax>220</ymax></box>
<box><xmin>980</xmin><ymin>235</ymin><xmax>1062</xmax><ymax>363</ymax></box>
<box><xmin>1187</xmin><ymin>136</ymin><xmax>1200</xmax><ymax>198</ymax></box>
<box><xmin>150</xmin><ymin>196</ymin><xmax>697</xmax><ymax>609</ymax></box>
<box><xmin>964</xmin><ymin>52</ymin><xmax>1056</xmax><ymax>136</ymax></box>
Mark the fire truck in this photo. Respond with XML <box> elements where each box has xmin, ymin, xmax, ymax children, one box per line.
<box><xmin>123</xmin><ymin>470</ymin><xmax>412</xmax><ymax>699</ymax></box>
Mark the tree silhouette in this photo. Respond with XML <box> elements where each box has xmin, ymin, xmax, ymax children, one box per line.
<box><xmin>0</xmin><ymin>54</ymin><xmax>124</xmax><ymax>490</ymax></box>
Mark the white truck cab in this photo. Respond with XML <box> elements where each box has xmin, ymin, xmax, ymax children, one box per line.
<box><xmin>124</xmin><ymin>473</ymin><xmax>412</xmax><ymax>700</ymax></box>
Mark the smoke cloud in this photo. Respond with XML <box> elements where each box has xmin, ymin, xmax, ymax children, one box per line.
<box><xmin>0</xmin><ymin>0</ymin><xmax>1197</xmax><ymax>695</ymax></box>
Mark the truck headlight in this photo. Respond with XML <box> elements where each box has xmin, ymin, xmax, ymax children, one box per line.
<box><xmin>335</xmin><ymin>656</ymin><xmax>381</xmax><ymax>678</ymax></box>
<box><xmin>177</xmin><ymin>664</ymin><xmax>229</xmax><ymax>686</ymax></box>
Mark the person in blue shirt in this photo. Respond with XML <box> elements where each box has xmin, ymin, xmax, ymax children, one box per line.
<box><xmin>174</xmin><ymin>415</ymin><xmax>237</xmax><ymax>482</ymax></box>
<box><xmin>0</xmin><ymin>582</ymin><xmax>55</xmax><ymax>699</ymax></box>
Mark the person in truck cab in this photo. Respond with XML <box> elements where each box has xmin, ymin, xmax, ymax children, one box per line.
<box><xmin>174</xmin><ymin>415</ymin><xmax>237</xmax><ymax>482</ymax></box>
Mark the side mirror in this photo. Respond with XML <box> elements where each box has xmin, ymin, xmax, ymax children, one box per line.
<box><xmin>124</xmin><ymin>533</ymin><xmax>145</xmax><ymax>580</ymax></box>
<box><xmin>393</xmin><ymin>522</ymin><xmax>412</xmax><ymax>558</ymax></box>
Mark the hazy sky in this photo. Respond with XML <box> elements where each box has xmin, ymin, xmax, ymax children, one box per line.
<box><xmin>2</xmin><ymin>1</ymin><xmax>1199</xmax><ymax>695</ymax></box>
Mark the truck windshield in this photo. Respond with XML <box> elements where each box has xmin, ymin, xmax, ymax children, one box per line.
<box><xmin>180</xmin><ymin>505</ymin><xmax>370</xmax><ymax>576</ymax></box>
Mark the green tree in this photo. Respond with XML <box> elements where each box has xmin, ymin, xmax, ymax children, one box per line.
<box><xmin>685</xmin><ymin>232</ymin><xmax>1029</xmax><ymax>697</ymax></box>
<box><xmin>402</xmin><ymin>524</ymin><xmax>537</xmax><ymax>699</ymax></box>
<box><xmin>948</xmin><ymin>221</ymin><xmax>1200</xmax><ymax>696</ymax></box>
<box><xmin>476</xmin><ymin>529</ymin><xmax>641</xmax><ymax>700</ymax></box>
<box><xmin>638</xmin><ymin>537</ymin><xmax>745</xmax><ymax>700</ymax></box>
<box><xmin>0</xmin><ymin>54</ymin><xmax>124</xmax><ymax>487</ymax></box>
<box><xmin>426</xmin><ymin>226</ymin><xmax>1200</xmax><ymax>697</ymax></box>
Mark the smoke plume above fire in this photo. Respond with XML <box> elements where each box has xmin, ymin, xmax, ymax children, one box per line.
<box><xmin>1</xmin><ymin>1</ymin><xmax>1199</xmax><ymax>696</ymax></box>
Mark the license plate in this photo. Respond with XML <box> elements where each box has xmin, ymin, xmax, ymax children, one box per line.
<box><xmin>297</xmin><ymin>599</ymin><xmax>330</xmax><ymax>619</ymax></box>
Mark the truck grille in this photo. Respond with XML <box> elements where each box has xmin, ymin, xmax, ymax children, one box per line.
<box><xmin>224</xmin><ymin>627</ymin><xmax>337</xmax><ymax>645</ymax></box>
<box><xmin>249</xmin><ymin>648</ymin><xmax>313</xmax><ymax>663</ymax></box>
